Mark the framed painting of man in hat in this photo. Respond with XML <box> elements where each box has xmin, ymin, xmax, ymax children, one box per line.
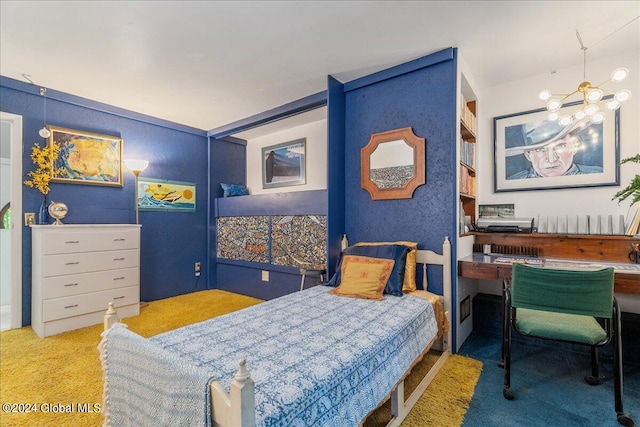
<box><xmin>493</xmin><ymin>100</ymin><xmax>619</xmax><ymax>192</ymax></box>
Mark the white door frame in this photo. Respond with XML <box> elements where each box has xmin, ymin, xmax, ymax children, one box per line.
<box><xmin>1</xmin><ymin>111</ymin><xmax>23</xmax><ymax>329</ymax></box>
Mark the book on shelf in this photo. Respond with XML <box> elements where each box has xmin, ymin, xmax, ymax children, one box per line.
<box><xmin>459</xmin><ymin>164</ymin><xmax>475</xmax><ymax>196</ymax></box>
<box><xmin>625</xmin><ymin>203</ymin><xmax>640</xmax><ymax>235</ymax></box>
<box><xmin>460</xmin><ymin>95</ymin><xmax>476</xmax><ymax>135</ymax></box>
<box><xmin>460</xmin><ymin>139</ymin><xmax>475</xmax><ymax>168</ymax></box>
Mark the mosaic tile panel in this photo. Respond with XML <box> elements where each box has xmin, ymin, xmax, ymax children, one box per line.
<box><xmin>271</xmin><ymin>215</ymin><xmax>327</xmax><ymax>268</ymax></box>
<box><xmin>217</xmin><ymin>216</ymin><xmax>269</xmax><ymax>263</ymax></box>
<box><xmin>370</xmin><ymin>165</ymin><xmax>414</xmax><ymax>189</ymax></box>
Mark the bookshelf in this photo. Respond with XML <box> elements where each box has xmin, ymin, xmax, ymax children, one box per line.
<box><xmin>459</xmin><ymin>97</ymin><xmax>477</xmax><ymax>235</ymax></box>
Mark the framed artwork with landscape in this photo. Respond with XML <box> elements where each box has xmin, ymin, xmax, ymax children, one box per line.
<box><xmin>48</xmin><ymin>126</ymin><xmax>123</xmax><ymax>187</ymax></box>
<box><xmin>137</xmin><ymin>178</ymin><xmax>196</xmax><ymax>212</ymax></box>
<box><xmin>262</xmin><ymin>138</ymin><xmax>306</xmax><ymax>189</ymax></box>
<box><xmin>493</xmin><ymin>100</ymin><xmax>619</xmax><ymax>193</ymax></box>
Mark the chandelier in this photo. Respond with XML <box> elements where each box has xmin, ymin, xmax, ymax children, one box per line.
<box><xmin>538</xmin><ymin>30</ymin><xmax>631</xmax><ymax>126</ymax></box>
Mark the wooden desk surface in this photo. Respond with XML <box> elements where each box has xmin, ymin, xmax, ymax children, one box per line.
<box><xmin>471</xmin><ymin>232</ymin><xmax>636</xmax><ymax>264</ymax></box>
<box><xmin>458</xmin><ymin>253</ymin><xmax>640</xmax><ymax>295</ymax></box>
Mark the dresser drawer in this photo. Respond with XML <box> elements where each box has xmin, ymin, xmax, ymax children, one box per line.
<box><xmin>42</xmin><ymin>285</ymin><xmax>139</xmax><ymax>322</ymax></box>
<box><xmin>43</xmin><ymin>249</ymin><xmax>139</xmax><ymax>277</ymax></box>
<box><xmin>41</xmin><ymin>228</ymin><xmax>140</xmax><ymax>255</ymax></box>
<box><xmin>42</xmin><ymin>267</ymin><xmax>139</xmax><ymax>300</ymax></box>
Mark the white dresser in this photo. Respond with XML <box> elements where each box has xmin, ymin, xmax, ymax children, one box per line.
<box><xmin>31</xmin><ymin>224</ymin><xmax>141</xmax><ymax>337</ymax></box>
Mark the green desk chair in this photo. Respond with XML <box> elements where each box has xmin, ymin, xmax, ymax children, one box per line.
<box><xmin>502</xmin><ymin>263</ymin><xmax>634</xmax><ymax>427</ymax></box>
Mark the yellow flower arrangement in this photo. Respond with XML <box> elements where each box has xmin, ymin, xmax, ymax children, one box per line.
<box><xmin>23</xmin><ymin>143</ymin><xmax>63</xmax><ymax>195</ymax></box>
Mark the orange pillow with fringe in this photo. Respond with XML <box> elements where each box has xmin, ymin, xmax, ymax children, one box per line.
<box><xmin>355</xmin><ymin>241</ymin><xmax>418</xmax><ymax>292</ymax></box>
<box><xmin>329</xmin><ymin>255</ymin><xmax>395</xmax><ymax>300</ymax></box>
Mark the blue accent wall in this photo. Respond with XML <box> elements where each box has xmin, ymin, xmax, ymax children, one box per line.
<box><xmin>0</xmin><ymin>76</ymin><xmax>226</xmax><ymax>325</ymax></box>
<box><xmin>341</xmin><ymin>48</ymin><xmax>459</xmax><ymax>341</ymax></box>
<box><xmin>343</xmin><ymin>49</ymin><xmax>457</xmax><ymax>292</ymax></box>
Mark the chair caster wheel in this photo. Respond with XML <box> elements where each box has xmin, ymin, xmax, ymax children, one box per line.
<box><xmin>584</xmin><ymin>374</ymin><xmax>600</xmax><ymax>386</ymax></box>
<box><xmin>503</xmin><ymin>387</ymin><xmax>514</xmax><ymax>400</ymax></box>
<box><xmin>617</xmin><ymin>413</ymin><xmax>634</xmax><ymax>427</ymax></box>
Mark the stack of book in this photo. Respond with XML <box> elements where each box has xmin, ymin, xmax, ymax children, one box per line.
<box><xmin>460</xmin><ymin>95</ymin><xmax>476</xmax><ymax>134</ymax></box>
<box><xmin>625</xmin><ymin>203</ymin><xmax>640</xmax><ymax>235</ymax></box>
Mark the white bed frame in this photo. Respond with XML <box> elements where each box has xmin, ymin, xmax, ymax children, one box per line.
<box><xmin>103</xmin><ymin>237</ymin><xmax>452</xmax><ymax>427</ymax></box>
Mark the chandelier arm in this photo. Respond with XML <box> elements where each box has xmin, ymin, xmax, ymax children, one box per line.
<box><xmin>559</xmin><ymin>90</ymin><xmax>580</xmax><ymax>102</ymax></box>
<box><xmin>592</xmin><ymin>78</ymin><xmax>612</xmax><ymax>89</ymax></box>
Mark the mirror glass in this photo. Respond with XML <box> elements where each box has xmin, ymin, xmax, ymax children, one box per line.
<box><xmin>369</xmin><ymin>139</ymin><xmax>414</xmax><ymax>189</ymax></box>
<box><xmin>361</xmin><ymin>127</ymin><xmax>425</xmax><ymax>201</ymax></box>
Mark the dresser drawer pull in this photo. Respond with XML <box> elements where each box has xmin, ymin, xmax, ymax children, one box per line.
<box><xmin>64</xmin><ymin>283</ymin><xmax>79</xmax><ymax>287</ymax></box>
<box><xmin>65</xmin><ymin>240</ymin><xmax>80</xmax><ymax>244</ymax></box>
<box><xmin>113</xmin><ymin>238</ymin><xmax>126</xmax><ymax>242</ymax></box>
<box><xmin>113</xmin><ymin>277</ymin><xmax>126</xmax><ymax>281</ymax></box>
<box><xmin>113</xmin><ymin>257</ymin><xmax>125</xmax><ymax>261</ymax></box>
<box><xmin>113</xmin><ymin>296</ymin><xmax>125</xmax><ymax>300</ymax></box>
<box><xmin>65</xmin><ymin>262</ymin><xmax>79</xmax><ymax>266</ymax></box>
<box><xmin>64</xmin><ymin>304</ymin><xmax>78</xmax><ymax>309</ymax></box>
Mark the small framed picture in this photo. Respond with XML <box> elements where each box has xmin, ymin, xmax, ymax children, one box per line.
<box><xmin>48</xmin><ymin>126</ymin><xmax>123</xmax><ymax>187</ymax></box>
<box><xmin>262</xmin><ymin>138</ymin><xmax>306</xmax><ymax>189</ymax></box>
<box><xmin>493</xmin><ymin>100</ymin><xmax>619</xmax><ymax>192</ymax></box>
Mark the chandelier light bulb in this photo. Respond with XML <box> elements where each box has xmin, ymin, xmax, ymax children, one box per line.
<box><xmin>583</xmin><ymin>103</ymin><xmax>599</xmax><ymax>116</ymax></box>
<box><xmin>606</xmin><ymin>99</ymin><xmax>621</xmax><ymax>110</ymax></box>
<box><xmin>573</xmin><ymin>109</ymin><xmax>586</xmax><ymax>120</ymax></box>
<box><xmin>548</xmin><ymin>111</ymin><xmax>559</xmax><ymax>122</ymax></box>
<box><xmin>614</xmin><ymin>89</ymin><xmax>631</xmax><ymax>103</ymax></box>
<box><xmin>592</xmin><ymin>112</ymin><xmax>605</xmax><ymax>124</ymax></box>
<box><xmin>538</xmin><ymin>90</ymin><xmax>552</xmax><ymax>101</ymax></box>
<box><xmin>611</xmin><ymin>68</ymin><xmax>629</xmax><ymax>82</ymax></box>
<box><xmin>558</xmin><ymin>115</ymin><xmax>573</xmax><ymax>126</ymax></box>
<box><xmin>586</xmin><ymin>88</ymin><xmax>603</xmax><ymax>103</ymax></box>
<box><xmin>547</xmin><ymin>99</ymin><xmax>562</xmax><ymax>111</ymax></box>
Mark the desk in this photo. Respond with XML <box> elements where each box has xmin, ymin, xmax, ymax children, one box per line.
<box><xmin>458</xmin><ymin>253</ymin><xmax>640</xmax><ymax>295</ymax></box>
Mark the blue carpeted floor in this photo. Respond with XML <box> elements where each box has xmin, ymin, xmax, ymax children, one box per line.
<box><xmin>458</xmin><ymin>293</ymin><xmax>639</xmax><ymax>427</ymax></box>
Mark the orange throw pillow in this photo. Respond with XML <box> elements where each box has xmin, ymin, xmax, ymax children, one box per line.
<box><xmin>329</xmin><ymin>255</ymin><xmax>395</xmax><ymax>300</ymax></box>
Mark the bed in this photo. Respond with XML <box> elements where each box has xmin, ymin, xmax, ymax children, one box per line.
<box><xmin>99</xmin><ymin>237</ymin><xmax>452</xmax><ymax>427</ymax></box>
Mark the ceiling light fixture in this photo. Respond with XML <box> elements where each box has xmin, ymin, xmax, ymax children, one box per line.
<box><xmin>538</xmin><ymin>30</ymin><xmax>631</xmax><ymax>126</ymax></box>
<box><xmin>38</xmin><ymin>87</ymin><xmax>51</xmax><ymax>138</ymax></box>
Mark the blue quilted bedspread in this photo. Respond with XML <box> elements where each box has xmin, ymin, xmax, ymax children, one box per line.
<box><xmin>149</xmin><ymin>285</ymin><xmax>438</xmax><ymax>427</ymax></box>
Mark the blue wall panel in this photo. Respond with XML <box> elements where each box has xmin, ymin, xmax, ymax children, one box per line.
<box><xmin>326</xmin><ymin>76</ymin><xmax>346</xmax><ymax>277</ymax></box>
<box><xmin>1</xmin><ymin>77</ymin><xmax>212</xmax><ymax>324</ymax></box>
<box><xmin>209</xmin><ymin>137</ymin><xmax>247</xmax><ymax>288</ymax></box>
<box><xmin>216</xmin><ymin>263</ymin><xmax>300</xmax><ymax>300</ymax></box>
<box><xmin>343</xmin><ymin>50</ymin><xmax>457</xmax><ymax>297</ymax></box>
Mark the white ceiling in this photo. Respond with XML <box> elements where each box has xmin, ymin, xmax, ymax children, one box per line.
<box><xmin>1</xmin><ymin>1</ymin><xmax>638</xmax><ymax>133</ymax></box>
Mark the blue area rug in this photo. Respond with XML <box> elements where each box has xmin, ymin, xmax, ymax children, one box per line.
<box><xmin>458</xmin><ymin>294</ymin><xmax>639</xmax><ymax>427</ymax></box>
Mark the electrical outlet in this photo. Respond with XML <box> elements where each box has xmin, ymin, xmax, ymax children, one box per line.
<box><xmin>24</xmin><ymin>213</ymin><xmax>35</xmax><ymax>226</ymax></box>
<box><xmin>261</xmin><ymin>270</ymin><xmax>269</xmax><ymax>282</ymax></box>
<box><xmin>194</xmin><ymin>262</ymin><xmax>201</xmax><ymax>276</ymax></box>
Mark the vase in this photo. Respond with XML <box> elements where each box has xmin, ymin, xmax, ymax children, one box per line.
<box><xmin>39</xmin><ymin>195</ymin><xmax>49</xmax><ymax>225</ymax></box>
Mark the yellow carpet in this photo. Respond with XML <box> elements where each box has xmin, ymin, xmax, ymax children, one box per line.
<box><xmin>0</xmin><ymin>289</ymin><xmax>482</xmax><ymax>427</ymax></box>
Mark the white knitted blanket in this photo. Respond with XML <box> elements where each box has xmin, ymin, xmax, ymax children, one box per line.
<box><xmin>98</xmin><ymin>323</ymin><xmax>214</xmax><ymax>427</ymax></box>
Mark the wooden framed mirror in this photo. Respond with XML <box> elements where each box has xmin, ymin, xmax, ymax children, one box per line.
<box><xmin>361</xmin><ymin>127</ymin><xmax>425</xmax><ymax>200</ymax></box>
